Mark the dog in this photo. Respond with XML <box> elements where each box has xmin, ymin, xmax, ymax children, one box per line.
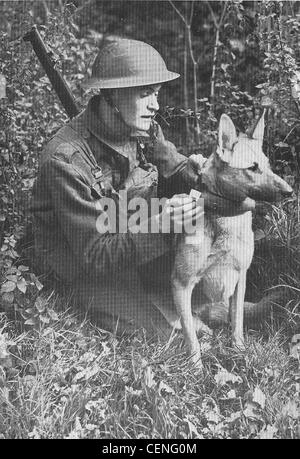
<box><xmin>171</xmin><ymin>111</ymin><xmax>293</xmax><ymax>368</ymax></box>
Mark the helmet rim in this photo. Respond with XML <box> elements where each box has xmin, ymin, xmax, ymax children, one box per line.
<box><xmin>81</xmin><ymin>37</ymin><xmax>180</xmax><ymax>90</ymax></box>
<box><xmin>82</xmin><ymin>71</ymin><xmax>180</xmax><ymax>90</ymax></box>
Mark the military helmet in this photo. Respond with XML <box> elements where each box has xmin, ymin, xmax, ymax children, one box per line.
<box><xmin>82</xmin><ymin>38</ymin><xmax>180</xmax><ymax>89</ymax></box>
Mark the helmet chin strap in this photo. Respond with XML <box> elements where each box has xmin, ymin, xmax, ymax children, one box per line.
<box><xmin>101</xmin><ymin>91</ymin><xmax>150</xmax><ymax>138</ymax></box>
<box><xmin>102</xmin><ymin>91</ymin><xmax>131</xmax><ymax>131</ymax></box>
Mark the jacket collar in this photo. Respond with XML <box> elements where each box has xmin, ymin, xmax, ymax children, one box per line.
<box><xmin>73</xmin><ymin>98</ymin><xmax>150</xmax><ymax>159</ymax></box>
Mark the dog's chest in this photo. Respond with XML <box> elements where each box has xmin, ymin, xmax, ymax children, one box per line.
<box><xmin>174</xmin><ymin>212</ymin><xmax>254</xmax><ymax>285</ymax></box>
<box><xmin>207</xmin><ymin>211</ymin><xmax>254</xmax><ymax>270</ymax></box>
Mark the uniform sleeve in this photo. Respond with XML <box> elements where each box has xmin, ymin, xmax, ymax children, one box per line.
<box><xmin>147</xmin><ymin>123</ymin><xmax>200</xmax><ymax>196</ymax></box>
<box><xmin>148</xmin><ymin>124</ymin><xmax>256</xmax><ymax>216</ymax></box>
<box><xmin>43</xmin><ymin>154</ymin><xmax>169</xmax><ymax>276</ymax></box>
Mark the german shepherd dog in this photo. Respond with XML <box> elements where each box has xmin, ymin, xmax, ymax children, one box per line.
<box><xmin>171</xmin><ymin>112</ymin><xmax>293</xmax><ymax>368</ymax></box>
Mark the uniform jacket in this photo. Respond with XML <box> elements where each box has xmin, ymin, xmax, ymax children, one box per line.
<box><xmin>30</xmin><ymin>98</ymin><xmax>200</xmax><ymax>283</ymax></box>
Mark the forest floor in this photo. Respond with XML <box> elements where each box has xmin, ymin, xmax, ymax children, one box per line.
<box><xmin>0</xmin><ymin>201</ymin><xmax>299</xmax><ymax>439</ymax></box>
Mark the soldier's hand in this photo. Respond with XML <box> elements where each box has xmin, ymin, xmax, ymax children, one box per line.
<box><xmin>156</xmin><ymin>193</ymin><xmax>203</xmax><ymax>233</ymax></box>
<box><xmin>189</xmin><ymin>153</ymin><xmax>207</xmax><ymax>172</ymax></box>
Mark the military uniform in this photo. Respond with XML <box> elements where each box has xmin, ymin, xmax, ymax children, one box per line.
<box><xmin>31</xmin><ymin>97</ymin><xmax>202</xmax><ymax>335</ymax></box>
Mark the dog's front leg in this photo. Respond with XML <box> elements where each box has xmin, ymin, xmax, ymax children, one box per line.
<box><xmin>171</xmin><ymin>277</ymin><xmax>202</xmax><ymax>368</ymax></box>
<box><xmin>230</xmin><ymin>270</ymin><xmax>247</xmax><ymax>349</ymax></box>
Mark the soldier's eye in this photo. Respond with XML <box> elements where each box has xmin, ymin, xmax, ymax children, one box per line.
<box><xmin>140</xmin><ymin>89</ymin><xmax>152</xmax><ymax>98</ymax></box>
<box><xmin>248</xmin><ymin>162</ymin><xmax>259</xmax><ymax>172</ymax></box>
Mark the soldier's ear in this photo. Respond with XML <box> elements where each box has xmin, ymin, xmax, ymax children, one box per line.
<box><xmin>217</xmin><ymin>114</ymin><xmax>237</xmax><ymax>162</ymax></box>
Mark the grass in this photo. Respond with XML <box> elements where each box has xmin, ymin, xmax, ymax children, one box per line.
<box><xmin>0</xmin><ymin>307</ymin><xmax>299</xmax><ymax>439</ymax></box>
<box><xmin>0</xmin><ymin>198</ymin><xmax>300</xmax><ymax>439</ymax></box>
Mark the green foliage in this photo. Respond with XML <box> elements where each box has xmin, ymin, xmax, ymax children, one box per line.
<box><xmin>0</xmin><ymin>1</ymin><xmax>98</xmax><ymax>325</ymax></box>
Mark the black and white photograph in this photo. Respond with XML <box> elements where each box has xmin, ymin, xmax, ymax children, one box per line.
<box><xmin>0</xmin><ymin>0</ymin><xmax>299</xmax><ymax>441</ymax></box>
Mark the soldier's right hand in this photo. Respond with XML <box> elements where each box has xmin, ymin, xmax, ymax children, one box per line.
<box><xmin>153</xmin><ymin>193</ymin><xmax>204</xmax><ymax>233</ymax></box>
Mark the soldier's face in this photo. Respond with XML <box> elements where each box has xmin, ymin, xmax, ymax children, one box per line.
<box><xmin>113</xmin><ymin>85</ymin><xmax>161</xmax><ymax>132</ymax></box>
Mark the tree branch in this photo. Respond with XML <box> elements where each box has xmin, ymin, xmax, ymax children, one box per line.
<box><xmin>219</xmin><ymin>2</ymin><xmax>227</xmax><ymax>27</ymax></box>
<box><xmin>189</xmin><ymin>1</ymin><xmax>195</xmax><ymax>26</ymax></box>
<box><xmin>169</xmin><ymin>1</ymin><xmax>188</xmax><ymax>26</ymax></box>
<box><xmin>169</xmin><ymin>0</ymin><xmax>199</xmax><ymax>144</ymax></box>
<box><xmin>206</xmin><ymin>1</ymin><xmax>227</xmax><ymax>117</ymax></box>
<box><xmin>72</xmin><ymin>0</ymin><xmax>95</xmax><ymax>17</ymax></box>
<box><xmin>206</xmin><ymin>1</ymin><xmax>218</xmax><ymax>29</ymax></box>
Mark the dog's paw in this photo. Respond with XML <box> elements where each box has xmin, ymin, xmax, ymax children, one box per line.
<box><xmin>232</xmin><ymin>338</ymin><xmax>246</xmax><ymax>352</ymax></box>
<box><xmin>193</xmin><ymin>317</ymin><xmax>213</xmax><ymax>337</ymax></box>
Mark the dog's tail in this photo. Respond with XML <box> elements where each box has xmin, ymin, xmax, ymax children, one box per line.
<box><xmin>197</xmin><ymin>289</ymin><xmax>288</xmax><ymax>328</ymax></box>
<box><xmin>243</xmin><ymin>289</ymin><xmax>288</xmax><ymax>328</ymax></box>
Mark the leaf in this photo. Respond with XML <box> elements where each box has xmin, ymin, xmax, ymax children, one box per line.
<box><xmin>6</xmin><ymin>267</ymin><xmax>18</xmax><ymax>274</ymax></box>
<box><xmin>227</xmin><ymin>411</ymin><xmax>241</xmax><ymax>423</ymax></box>
<box><xmin>35</xmin><ymin>278</ymin><xmax>44</xmax><ymax>291</ymax></box>
<box><xmin>243</xmin><ymin>402</ymin><xmax>263</xmax><ymax>421</ymax></box>
<box><xmin>275</xmin><ymin>142</ymin><xmax>289</xmax><ymax>148</ymax></box>
<box><xmin>0</xmin><ymin>74</ymin><xmax>6</xmax><ymax>99</ymax></box>
<box><xmin>214</xmin><ymin>367</ymin><xmax>242</xmax><ymax>386</ymax></box>
<box><xmin>73</xmin><ymin>365</ymin><xmax>100</xmax><ymax>382</ymax></box>
<box><xmin>47</xmin><ymin>309</ymin><xmax>59</xmax><ymax>321</ymax></box>
<box><xmin>227</xmin><ymin>389</ymin><xmax>237</xmax><ymax>399</ymax></box>
<box><xmin>253</xmin><ymin>386</ymin><xmax>266</xmax><ymax>409</ymax></box>
<box><xmin>259</xmin><ymin>425</ymin><xmax>277</xmax><ymax>439</ymax></box>
<box><xmin>221</xmin><ymin>63</ymin><xmax>230</xmax><ymax>73</ymax></box>
<box><xmin>18</xmin><ymin>265</ymin><xmax>29</xmax><ymax>272</ymax></box>
<box><xmin>256</xmin><ymin>83</ymin><xmax>266</xmax><ymax>89</ymax></box>
<box><xmin>24</xmin><ymin>318</ymin><xmax>37</xmax><ymax>326</ymax></box>
<box><xmin>184</xmin><ymin>417</ymin><xmax>202</xmax><ymax>438</ymax></box>
<box><xmin>34</xmin><ymin>296</ymin><xmax>47</xmax><ymax>313</ymax></box>
<box><xmin>17</xmin><ymin>278</ymin><xmax>27</xmax><ymax>294</ymax></box>
<box><xmin>100</xmin><ymin>341</ymin><xmax>111</xmax><ymax>356</ymax></box>
<box><xmin>282</xmin><ymin>400</ymin><xmax>299</xmax><ymax>419</ymax></box>
<box><xmin>65</xmin><ymin>416</ymin><xmax>84</xmax><ymax>439</ymax></box>
<box><xmin>8</xmin><ymin>249</ymin><xmax>19</xmax><ymax>259</ymax></box>
<box><xmin>1</xmin><ymin>281</ymin><xmax>16</xmax><ymax>293</ymax></box>
<box><xmin>125</xmin><ymin>386</ymin><xmax>142</xmax><ymax>397</ymax></box>
<box><xmin>289</xmin><ymin>334</ymin><xmax>300</xmax><ymax>359</ymax></box>
<box><xmin>144</xmin><ymin>365</ymin><xmax>156</xmax><ymax>389</ymax></box>
<box><xmin>261</xmin><ymin>96</ymin><xmax>273</xmax><ymax>107</ymax></box>
<box><xmin>40</xmin><ymin>315</ymin><xmax>50</xmax><ymax>324</ymax></box>
<box><xmin>0</xmin><ymin>335</ymin><xmax>9</xmax><ymax>359</ymax></box>
<box><xmin>2</xmin><ymin>292</ymin><xmax>14</xmax><ymax>303</ymax></box>
<box><xmin>158</xmin><ymin>381</ymin><xmax>175</xmax><ymax>395</ymax></box>
<box><xmin>6</xmin><ymin>275</ymin><xmax>18</xmax><ymax>282</ymax></box>
<box><xmin>254</xmin><ymin>229</ymin><xmax>266</xmax><ymax>241</ymax></box>
<box><xmin>206</xmin><ymin>410</ymin><xmax>221</xmax><ymax>424</ymax></box>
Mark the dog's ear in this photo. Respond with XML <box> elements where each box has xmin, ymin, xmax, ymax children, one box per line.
<box><xmin>218</xmin><ymin>114</ymin><xmax>237</xmax><ymax>156</ymax></box>
<box><xmin>251</xmin><ymin>110</ymin><xmax>265</xmax><ymax>145</ymax></box>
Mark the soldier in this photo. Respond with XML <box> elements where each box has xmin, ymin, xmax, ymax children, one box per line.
<box><xmin>31</xmin><ymin>38</ymin><xmax>255</xmax><ymax>336</ymax></box>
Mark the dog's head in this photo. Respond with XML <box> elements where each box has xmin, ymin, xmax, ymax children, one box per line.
<box><xmin>211</xmin><ymin>112</ymin><xmax>293</xmax><ymax>202</ymax></box>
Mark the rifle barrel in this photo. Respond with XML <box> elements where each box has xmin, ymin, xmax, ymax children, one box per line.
<box><xmin>23</xmin><ymin>25</ymin><xmax>80</xmax><ymax>119</ymax></box>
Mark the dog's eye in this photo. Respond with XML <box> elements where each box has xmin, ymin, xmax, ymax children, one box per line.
<box><xmin>248</xmin><ymin>162</ymin><xmax>259</xmax><ymax>172</ymax></box>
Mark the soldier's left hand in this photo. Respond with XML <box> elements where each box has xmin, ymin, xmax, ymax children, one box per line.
<box><xmin>189</xmin><ymin>153</ymin><xmax>207</xmax><ymax>173</ymax></box>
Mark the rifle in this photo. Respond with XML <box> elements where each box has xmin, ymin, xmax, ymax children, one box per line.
<box><xmin>23</xmin><ymin>25</ymin><xmax>80</xmax><ymax>119</ymax></box>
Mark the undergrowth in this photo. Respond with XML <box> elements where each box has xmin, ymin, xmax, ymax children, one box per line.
<box><xmin>0</xmin><ymin>298</ymin><xmax>299</xmax><ymax>439</ymax></box>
